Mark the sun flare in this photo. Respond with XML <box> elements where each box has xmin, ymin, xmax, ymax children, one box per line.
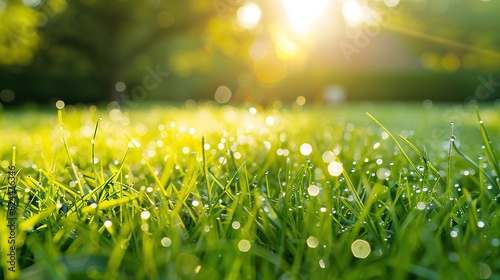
<box><xmin>281</xmin><ymin>0</ymin><xmax>330</xmax><ymax>36</ymax></box>
<box><xmin>342</xmin><ymin>0</ymin><xmax>364</xmax><ymax>26</ymax></box>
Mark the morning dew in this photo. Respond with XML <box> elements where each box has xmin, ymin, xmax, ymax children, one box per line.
<box><xmin>238</xmin><ymin>239</ymin><xmax>251</xmax><ymax>252</ymax></box>
<box><xmin>351</xmin><ymin>239</ymin><xmax>371</xmax><ymax>259</ymax></box>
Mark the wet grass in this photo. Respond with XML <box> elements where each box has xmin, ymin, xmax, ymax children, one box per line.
<box><xmin>1</xmin><ymin>102</ymin><xmax>500</xmax><ymax>279</ymax></box>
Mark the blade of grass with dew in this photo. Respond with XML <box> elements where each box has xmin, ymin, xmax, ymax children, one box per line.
<box><xmin>476</xmin><ymin>107</ymin><xmax>500</xmax><ymax>192</ymax></box>
<box><xmin>398</xmin><ymin>135</ymin><xmax>445</xmax><ymax>185</ymax></box>
<box><xmin>58</xmin><ymin>109</ymin><xmax>86</xmax><ymax>197</ymax></box>
<box><xmin>367</xmin><ymin>113</ymin><xmax>423</xmax><ymax>179</ymax></box>
<box><xmin>91</xmin><ymin>117</ymin><xmax>103</xmax><ymax>186</ymax></box>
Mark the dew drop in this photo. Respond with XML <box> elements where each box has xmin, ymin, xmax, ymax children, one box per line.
<box><xmin>232</xmin><ymin>221</ymin><xmax>241</xmax><ymax>229</ymax></box>
<box><xmin>307</xmin><ymin>236</ymin><xmax>319</xmax><ymax>248</ymax></box>
<box><xmin>416</xmin><ymin>201</ymin><xmax>426</xmax><ymax>210</ymax></box>
<box><xmin>351</xmin><ymin>239</ymin><xmax>371</xmax><ymax>258</ymax></box>
<box><xmin>141</xmin><ymin>211</ymin><xmax>151</xmax><ymax>220</ymax></box>
<box><xmin>308</xmin><ymin>185</ymin><xmax>320</xmax><ymax>196</ymax></box>
<box><xmin>161</xmin><ymin>237</ymin><xmax>172</xmax><ymax>247</ymax></box>
<box><xmin>238</xmin><ymin>239</ymin><xmax>251</xmax><ymax>252</ymax></box>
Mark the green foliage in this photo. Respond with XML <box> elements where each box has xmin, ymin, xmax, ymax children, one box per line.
<box><xmin>1</xmin><ymin>103</ymin><xmax>500</xmax><ymax>279</ymax></box>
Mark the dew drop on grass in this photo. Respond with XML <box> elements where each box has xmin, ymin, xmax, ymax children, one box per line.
<box><xmin>141</xmin><ymin>211</ymin><xmax>150</xmax><ymax>220</ymax></box>
<box><xmin>161</xmin><ymin>237</ymin><xmax>172</xmax><ymax>247</ymax></box>
<box><xmin>308</xmin><ymin>185</ymin><xmax>320</xmax><ymax>196</ymax></box>
<box><xmin>477</xmin><ymin>221</ymin><xmax>485</xmax><ymax>228</ymax></box>
<box><xmin>479</xmin><ymin>263</ymin><xmax>492</xmax><ymax>279</ymax></box>
<box><xmin>104</xmin><ymin>220</ymin><xmax>112</xmax><ymax>228</ymax></box>
<box><xmin>238</xmin><ymin>239</ymin><xmax>251</xmax><ymax>252</ymax></box>
<box><xmin>319</xmin><ymin>259</ymin><xmax>326</xmax><ymax>269</ymax></box>
<box><xmin>351</xmin><ymin>239</ymin><xmax>371</xmax><ymax>258</ymax></box>
<box><xmin>448</xmin><ymin>252</ymin><xmax>459</xmax><ymax>262</ymax></box>
<box><xmin>232</xmin><ymin>221</ymin><xmax>241</xmax><ymax>229</ymax></box>
<box><xmin>491</xmin><ymin>238</ymin><xmax>500</xmax><ymax>247</ymax></box>
<box><xmin>417</xmin><ymin>202</ymin><xmax>426</xmax><ymax>210</ymax></box>
<box><xmin>376</xmin><ymin>168</ymin><xmax>390</xmax><ymax>179</ymax></box>
<box><xmin>307</xmin><ymin>236</ymin><xmax>319</xmax><ymax>248</ymax></box>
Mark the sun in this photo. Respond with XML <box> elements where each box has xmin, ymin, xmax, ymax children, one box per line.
<box><xmin>342</xmin><ymin>0</ymin><xmax>364</xmax><ymax>26</ymax></box>
<box><xmin>281</xmin><ymin>0</ymin><xmax>330</xmax><ymax>36</ymax></box>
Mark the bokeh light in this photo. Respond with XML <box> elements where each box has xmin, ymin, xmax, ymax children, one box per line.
<box><xmin>237</xmin><ymin>2</ymin><xmax>262</xmax><ymax>30</ymax></box>
<box><xmin>328</xmin><ymin>161</ymin><xmax>343</xmax><ymax>176</ymax></box>
<box><xmin>214</xmin><ymin>85</ymin><xmax>232</xmax><ymax>104</ymax></box>
<box><xmin>157</xmin><ymin>11</ymin><xmax>174</xmax><ymax>28</ymax></box>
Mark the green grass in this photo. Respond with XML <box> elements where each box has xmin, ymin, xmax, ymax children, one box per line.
<box><xmin>1</xmin><ymin>102</ymin><xmax>500</xmax><ymax>280</ymax></box>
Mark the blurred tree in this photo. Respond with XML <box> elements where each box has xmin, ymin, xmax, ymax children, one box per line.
<box><xmin>0</xmin><ymin>0</ymin><xmax>253</xmax><ymax>102</ymax></box>
<box><xmin>378</xmin><ymin>0</ymin><xmax>500</xmax><ymax>71</ymax></box>
<box><xmin>0</xmin><ymin>0</ymin><xmax>499</xmax><ymax>104</ymax></box>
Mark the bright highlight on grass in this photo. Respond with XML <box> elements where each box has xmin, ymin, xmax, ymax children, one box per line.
<box><xmin>351</xmin><ymin>239</ymin><xmax>371</xmax><ymax>258</ymax></box>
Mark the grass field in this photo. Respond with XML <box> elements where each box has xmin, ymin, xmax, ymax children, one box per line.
<box><xmin>1</xmin><ymin>102</ymin><xmax>500</xmax><ymax>279</ymax></box>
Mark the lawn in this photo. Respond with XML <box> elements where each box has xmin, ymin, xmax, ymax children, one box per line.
<box><xmin>1</xmin><ymin>102</ymin><xmax>500</xmax><ymax>279</ymax></box>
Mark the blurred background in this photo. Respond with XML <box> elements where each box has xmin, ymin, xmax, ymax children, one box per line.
<box><xmin>0</xmin><ymin>0</ymin><xmax>499</xmax><ymax>107</ymax></box>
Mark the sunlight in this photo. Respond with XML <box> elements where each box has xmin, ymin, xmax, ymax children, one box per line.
<box><xmin>273</xmin><ymin>30</ymin><xmax>300</xmax><ymax>60</ymax></box>
<box><xmin>237</xmin><ymin>2</ymin><xmax>262</xmax><ymax>30</ymax></box>
<box><xmin>281</xmin><ymin>0</ymin><xmax>330</xmax><ymax>36</ymax></box>
<box><xmin>342</xmin><ymin>0</ymin><xmax>364</xmax><ymax>26</ymax></box>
